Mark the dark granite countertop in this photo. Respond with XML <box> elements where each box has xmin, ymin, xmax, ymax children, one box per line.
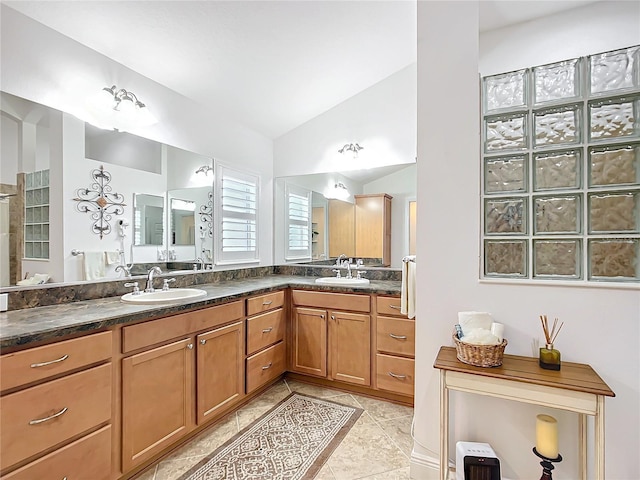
<box><xmin>0</xmin><ymin>275</ymin><xmax>401</xmax><ymax>350</ymax></box>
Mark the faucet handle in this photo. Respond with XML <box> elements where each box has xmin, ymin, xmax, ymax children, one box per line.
<box><xmin>124</xmin><ymin>282</ymin><xmax>140</xmax><ymax>295</ymax></box>
<box><xmin>162</xmin><ymin>278</ymin><xmax>176</xmax><ymax>291</ymax></box>
<box><xmin>332</xmin><ymin>269</ymin><xmax>342</xmax><ymax>278</ymax></box>
<box><xmin>356</xmin><ymin>271</ymin><xmax>367</xmax><ymax>279</ymax></box>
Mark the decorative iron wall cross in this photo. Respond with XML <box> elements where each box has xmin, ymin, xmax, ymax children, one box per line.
<box><xmin>73</xmin><ymin>165</ymin><xmax>125</xmax><ymax>239</ymax></box>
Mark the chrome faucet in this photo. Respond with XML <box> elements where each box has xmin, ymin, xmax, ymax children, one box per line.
<box><xmin>342</xmin><ymin>260</ymin><xmax>353</xmax><ymax>279</ymax></box>
<box><xmin>195</xmin><ymin>257</ymin><xmax>205</xmax><ymax>270</ymax></box>
<box><xmin>335</xmin><ymin>254</ymin><xmax>347</xmax><ymax>266</ymax></box>
<box><xmin>115</xmin><ymin>264</ymin><xmax>132</xmax><ymax>278</ymax></box>
<box><xmin>145</xmin><ymin>266</ymin><xmax>162</xmax><ymax>292</ymax></box>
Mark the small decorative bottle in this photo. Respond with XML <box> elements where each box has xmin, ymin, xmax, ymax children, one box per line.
<box><xmin>539</xmin><ymin>343</ymin><xmax>561</xmax><ymax>370</ymax></box>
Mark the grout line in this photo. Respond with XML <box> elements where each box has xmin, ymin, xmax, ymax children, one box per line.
<box><xmin>366</xmin><ymin>412</ymin><xmax>412</xmax><ymax>461</ymax></box>
<box><xmin>283</xmin><ymin>378</ymin><xmax>292</xmax><ymax>393</ymax></box>
<box><xmin>151</xmin><ymin>464</ymin><xmax>158</xmax><ymax>480</ymax></box>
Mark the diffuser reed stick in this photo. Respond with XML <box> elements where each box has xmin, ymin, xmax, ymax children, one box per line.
<box><xmin>539</xmin><ymin>315</ymin><xmax>563</xmax><ymax>371</ymax></box>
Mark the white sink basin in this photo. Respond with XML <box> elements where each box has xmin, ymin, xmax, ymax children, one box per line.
<box><xmin>314</xmin><ymin>277</ymin><xmax>370</xmax><ymax>286</ymax></box>
<box><xmin>121</xmin><ymin>288</ymin><xmax>207</xmax><ymax>305</ymax></box>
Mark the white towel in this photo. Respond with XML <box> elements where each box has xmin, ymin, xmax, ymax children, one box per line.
<box><xmin>401</xmin><ymin>256</ymin><xmax>416</xmax><ymax>319</ymax></box>
<box><xmin>105</xmin><ymin>251</ymin><xmax>120</xmax><ymax>265</ymax></box>
<box><xmin>458</xmin><ymin>311</ymin><xmax>494</xmax><ymax>336</ymax></box>
<box><xmin>83</xmin><ymin>251</ymin><xmax>105</xmax><ymax>280</ymax></box>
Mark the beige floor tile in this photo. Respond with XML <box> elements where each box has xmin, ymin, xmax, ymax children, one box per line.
<box><xmin>164</xmin><ymin>413</ymin><xmax>239</xmax><ymax>461</ymax></box>
<box><xmin>285</xmin><ymin>379</ymin><xmax>349</xmax><ymax>399</ymax></box>
<box><xmin>314</xmin><ymin>462</ymin><xmax>337</xmax><ymax>479</ymax></box>
<box><xmin>351</xmin><ymin>394</ymin><xmax>414</xmax><ymax>422</ymax></box>
<box><xmin>154</xmin><ymin>455</ymin><xmax>206</xmax><ymax>480</ymax></box>
<box><xmin>327</xmin><ymin>413</ymin><xmax>410</xmax><ymax>479</ymax></box>
<box><xmin>133</xmin><ymin>465</ymin><xmax>156</xmax><ymax>480</ymax></box>
<box><xmin>236</xmin><ymin>380</ymin><xmax>293</xmax><ymax>429</ymax></box>
<box><xmin>358</xmin><ymin>466</ymin><xmax>411</xmax><ymax>479</ymax></box>
<box><xmin>378</xmin><ymin>415</ymin><xmax>414</xmax><ymax>457</ymax></box>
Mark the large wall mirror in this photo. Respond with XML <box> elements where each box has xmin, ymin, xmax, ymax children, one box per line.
<box><xmin>274</xmin><ymin>163</ymin><xmax>417</xmax><ymax>269</ymax></box>
<box><xmin>0</xmin><ymin>90</ymin><xmax>214</xmax><ymax>287</ymax></box>
<box><xmin>133</xmin><ymin>194</ymin><xmax>164</xmax><ymax>246</ymax></box>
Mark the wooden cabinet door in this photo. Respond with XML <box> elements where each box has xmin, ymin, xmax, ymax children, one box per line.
<box><xmin>196</xmin><ymin>321</ymin><xmax>244</xmax><ymax>424</ymax></box>
<box><xmin>291</xmin><ymin>307</ymin><xmax>327</xmax><ymax>377</ymax></box>
<box><xmin>329</xmin><ymin>311</ymin><xmax>371</xmax><ymax>386</ymax></box>
<box><xmin>122</xmin><ymin>338</ymin><xmax>194</xmax><ymax>472</ymax></box>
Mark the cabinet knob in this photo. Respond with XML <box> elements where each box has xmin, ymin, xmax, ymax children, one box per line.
<box><xmin>320</xmin><ymin>314</ymin><xmax>325</xmax><ymax>319</ymax></box>
<box><xmin>187</xmin><ymin>343</ymin><xmax>194</xmax><ymax>350</ymax></box>
<box><xmin>331</xmin><ymin>315</ymin><xmax>335</xmax><ymax>320</ymax></box>
<box><xmin>200</xmin><ymin>339</ymin><xmax>207</xmax><ymax>345</ymax></box>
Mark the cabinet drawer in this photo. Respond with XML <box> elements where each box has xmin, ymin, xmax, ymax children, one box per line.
<box><xmin>123</xmin><ymin>300</ymin><xmax>244</xmax><ymax>352</ymax></box>
<box><xmin>247</xmin><ymin>308</ymin><xmax>285</xmax><ymax>355</ymax></box>
<box><xmin>1</xmin><ymin>331</ymin><xmax>112</xmax><ymax>392</ymax></box>
<box><xmin>246</xmin><ymin>342</ymin><xmax>285</xmax><ymax>394</ymax></box>
<box><xmin>0</xmin><ymin>363</ymin><xmax>112</xmax><ymax>471</ymax></box>
<box><xmin>376</xmin><ymin>354</ymin><xmax>414</xmax><ymax>397</ymax></box>
<box><xmin>247</xmin><ymin>290</ymin><xmax>285</xmax><ymax>316</ymax></box>
<box><xmin>377</xmin><ymin>317</ymin><xmax>415</xmax><ymax>357</ymax></box>
<box><xmin>376</xmin><ymin>296</ymin><xmax>405</xmax><ymax>317</ymax></box>
<box><xmin>292</xmin><ymin>290</ymin><xmax>370</xmax><ymax>313</ymax></box>
<box><xmin>2</xmin><ymin>425</ymin><xmax>112</xmax><ymax>480</ymax></box>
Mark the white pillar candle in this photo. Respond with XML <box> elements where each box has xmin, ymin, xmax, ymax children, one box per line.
<box><xmin>536</xmin><ymin>414</ymin><xmax>559</xmax><ymax>459</ymax></box>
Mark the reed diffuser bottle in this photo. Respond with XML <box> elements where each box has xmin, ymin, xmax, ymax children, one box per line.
<box><xmin>539</xmin><ymin>315</ymin><xmax>564</xmax><ymax>371</ymax></box>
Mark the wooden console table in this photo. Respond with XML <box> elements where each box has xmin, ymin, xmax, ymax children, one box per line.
<box><xmin>433</xmin><ymin>346</ymin><xmax>615</xmax><ymax>480</ymax></box>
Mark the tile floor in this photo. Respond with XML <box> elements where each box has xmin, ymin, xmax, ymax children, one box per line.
<box><xmin>136</xmin><ymin>378</ymin><xmax>414</xmax><ymax>480</ymax></box>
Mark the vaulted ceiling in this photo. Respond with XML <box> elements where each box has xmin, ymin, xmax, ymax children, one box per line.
<box><xmin>5</xmin><ymin>1</ymin><xmax>598</xmax><ymax>139</ymax></box>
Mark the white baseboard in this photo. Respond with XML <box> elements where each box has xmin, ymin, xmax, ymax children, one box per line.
<box><xmin>409</xmin><ymin>449</ymin><xmax>443</xmax><ymax>480</ymax></box>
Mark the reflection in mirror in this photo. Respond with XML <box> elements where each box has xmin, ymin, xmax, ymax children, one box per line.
<box><xmin>133</xmin><ymin>194</ymin><xmax>164</xmax><ymax>246</ymax></box>
<box><xmin>274</xmin><ymin>163</ymin><xmax>416</xmax><ymax>268</ymax></box>
<box><xmin>170</xmin><ymin>198</ymin><xmax>196</xmax><ymax>246</ymax></box>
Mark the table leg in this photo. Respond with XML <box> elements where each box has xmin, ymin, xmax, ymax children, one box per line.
<box><xmin>578</xmin><ymin>413</ymin><xmax>587</xmax><ymax>480</ymax></box>
<box><xmin>595</xmin><ymin>395</ymin><xmax>605</xmax><ymax>480</ymax></box>
<box><xmin>440</xmin><ymin>371</ymin><xmax>448</xmax><ymax>480</ymax></box>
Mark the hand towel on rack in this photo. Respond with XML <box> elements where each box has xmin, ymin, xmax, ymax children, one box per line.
<box><xmin>105</xmin><ymin>251</ymin><xmax>120</xmax><ymax>265</ymax></box>
<box><xmin>83</xmin><ymin>251</ymin><xmax>106</xmax><ymax>280</ymax></box>
<box><xmin>401</xmin><ymin>255</ymin><xmax>416</xmax><ymax>319</ymax></box>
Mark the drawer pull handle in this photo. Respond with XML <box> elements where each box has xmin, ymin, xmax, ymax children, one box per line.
<box><xmin>389</xmin><ymin>305</ymin><xmax>402</xmax><ymax>310</ymax></box>
<box><xmin>262</xmin><ymin>327</ymin><xmax>273</xmax><ymax>333</ymax></box>
<box><xmin>388</xmin><ymin>372</ymin><xmax>407</xmax><ymax>380</ymax></box>
<box><xmin>200</xmin><ymin>339</ymin><xmax>207</xmax><ymax>345</ymax></box>
<box><xmin>262</xmin><ymin>362</ymin><xmax>273</xmax><ymax>370</ymax></box>
<box><xmin>29</xmin><ymin>407</ymin><xmax>68</xmax><ymax>425</ymax></box>
<box><xmin>262</xmin><ymin>300</ymin><xmax>273</xmax><ymax>306</ymax></box>
<box><xmin>389</xmin><ymin>333</ymin><xmax>407</xmax><ymax>340</ymax></box>
<box><xmin>30</xmin><ymin>354</ymin><xmax>69</xmax><ymax>368</ymax></box>
<box><xmin>187</xmin><ymin>343</ymin><xmax>194</xmax><ymax>350</ymax></box>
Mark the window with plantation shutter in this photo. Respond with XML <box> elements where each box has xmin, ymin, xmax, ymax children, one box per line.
<box><xmin>214</xmin><ymin>163</ymin><xmax>259</xmax><ymax>264</ymax></box>
<box><xmin>285</xmin><ymin>184</ymin><xmax>312</xmax><ymax>260</ymax></box>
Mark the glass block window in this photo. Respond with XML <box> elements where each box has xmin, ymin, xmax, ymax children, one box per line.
<box><xmin>24</xmin><ymin>169</ymin><xmax>50</xmax><ymax>259</ymax></box>
<box><xmin>482</xmin><ymin>45</ymin><xmax>640</xmax><ymax>283</ymax></box>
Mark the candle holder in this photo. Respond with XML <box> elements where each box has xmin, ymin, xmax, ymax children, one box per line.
<box><xmin>533</xmin><ymin>447</ymin><xmax>563</xmax><ymax>480</ymax></box>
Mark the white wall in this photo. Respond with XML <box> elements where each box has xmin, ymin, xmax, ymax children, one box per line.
<box><xmin>1</xmin><ymin>5</ymin><xmax>274</xmax><ymax>271</ymax></box>
<box><xmin>274</xmin><ymin>63</ymin><xmax>417</xmax><ymax>178</ymax></box>
<box><xmin>413</xmin><ymin>2</ymin><xmax>639</xmax><ymax>480</ymax></box>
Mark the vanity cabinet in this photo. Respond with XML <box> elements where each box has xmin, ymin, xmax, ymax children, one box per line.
<box><xmin>245</xmin><ymin>291</ymin><xmax>286</xmax><ymax>393</ymax></box>
<box><xmin>120</xmin><ymin>300</ymin><xmax>244</xmax><ymax>472</ymax></box>
<box><xmin>0</xmin><ymin>331</ymin><xmax>113</xmax><ymax>479</ymax></box>
<box><xmin>290</xmin><ymin>290</ymin><xmax>371</xmax><ymax>386</ymax></box>
<box><xmin>375</xmin><ymin>296</ymin><xmax>415</xmax><ymax>397</ymax></box>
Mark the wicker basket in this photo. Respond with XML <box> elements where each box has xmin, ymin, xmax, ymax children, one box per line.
<box><xmin>453</xmin><ymin>332</ymin><xmax>507</xmax><ymax>367</ymax></box>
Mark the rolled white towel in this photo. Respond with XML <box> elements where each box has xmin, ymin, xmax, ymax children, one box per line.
<box><xmin>458</xmin><ymin>311</ymin><xmax>493</xmax><ymax>336</ymax></box>
<box><xmin>460</xmin><ymin>327</ymin><xmax>501</xmax><ymax>346</ymax></box>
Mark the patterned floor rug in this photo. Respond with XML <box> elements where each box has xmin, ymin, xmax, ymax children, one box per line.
<box><xmin>177</xmin><ymin>392</ymin><xmax>363</xmax><ymax>480</ymax></box>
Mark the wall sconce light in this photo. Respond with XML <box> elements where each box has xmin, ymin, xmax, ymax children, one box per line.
<box><xmin>332</xmin><ymin>182</ymin><xmax>350</xmax><ymax>200</ymax></box>
<box><xmin>195</xmin><ymin>165</ymin><xmax>213</xmax><ymax>175</ymax></box>
<box><xmin>94</xmin><ymin>85</ymin><xmax>157</xmax><ymax>130</ymax></box>
<box><xmin>338</xmin><ymin>143</ymin><xmax>364</xmax><ymax>158</ymax></box>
